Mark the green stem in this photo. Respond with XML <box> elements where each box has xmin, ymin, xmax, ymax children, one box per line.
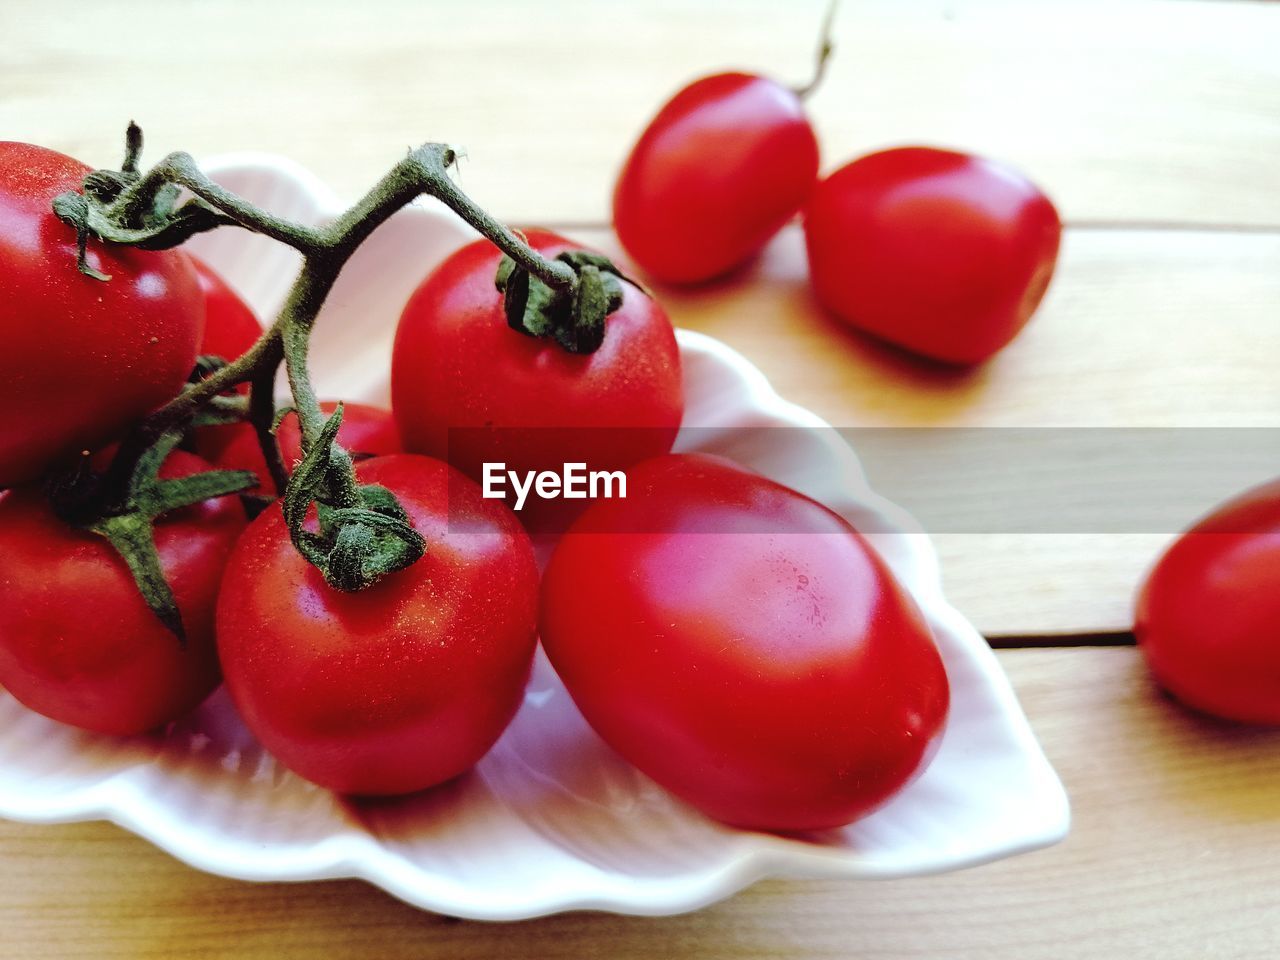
<box><xmin>111</xmin><ymin>141</ymin><xmax>576</xmax><ymax>488</ymax></box>
<box><xmin>793</xmin><ymin>0</ymin><xmax>839</xmax><ymax>100</ymax></box>
<box><xmin>248</xmin><ymin>344</ymin><xmax>289</xmax><ymax>494</ymax></box>
<box><xmin>69</xmin><ymin>128</ymin><xmax>582</xmax><ymax>589</ymax></box>
<box><xmin>394</xmin><ymin>144</ymin><xmax>578</xmax><ymax>295</ymax></box>
<box><xmin>108</xmin><ymin>152</ymin><xmax>324</xmax><ymax>253</ymax></box>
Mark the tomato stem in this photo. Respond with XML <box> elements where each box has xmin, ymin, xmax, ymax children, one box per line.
<box><xmin>55</xmin><ymin>126</ymin><xmax>581</xmax><ymax>596</ymax></box>
<box><xmin>793</xmin><ymin>0</ymin><xmax>839</xmax><ymax>100</ymax></box>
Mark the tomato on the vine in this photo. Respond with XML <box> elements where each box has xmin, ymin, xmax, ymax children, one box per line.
<box><xmin>199</xmin><ymin>400</ymin><xmax>401</xmax><ymax>497</ymax></box>
<box><xmin>804</xmin><ymin>146</ymin><xmax>1061</xmax><ymax>365</ymax></box>
<box><xmin>0</xmin><ymin>142</ymin><xmax>203</xmax><ymax>487</ymax></box>
<box><xmin>614</xmin><ymin>73</ymin><xmax>820</xmax><ymax>284</ymax></box>
<box><xmin>540</xmin><ymin>453</ymin><xmax>950</xmax><ymax>831</ymax></box>
<box><xmin>216</xmin><ymin>454</ymin><xmax>540</xmax><ymax>795</ymax></box>
<box><xmin>391</xmin><ymin>230</ymin><xmax>683</xmax><ymax>501</ymax></box>
<box><xmin>0</xmin><ymin>451</ymin><xmax>244</xmax><ymax>735</ymax></box>
<box><xmin>1135</xmin><ymin>480</ymin><xmax>1280</xmax><ymax>725</ymax></box>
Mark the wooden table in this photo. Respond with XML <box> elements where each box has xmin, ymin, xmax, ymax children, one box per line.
<box><xmin>2</xmin><ymin>0</ymin><xmax>1278</xmax><ymax>955</ymax></box>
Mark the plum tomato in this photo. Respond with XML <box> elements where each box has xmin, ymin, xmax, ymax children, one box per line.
<box><xmin>804</xmin><ymin>146</ymin><xmax>1061</xmax><ymax>365</ymax></box>
<box><xmin>1135</xmin><ymin>479</ymin><xmax>1280</xmax><ymax>725</ymax></box>
<box><xmin>216</xmin><ymin>454</ymin><xmax>540</xmax><ymax>795</ymax></box>
<box><xmin>539</xmin><ymin>453</ymin><xmax>950</xmax><ymax>831</ymax></box>
<box><xmin>0</xmin><ymin>142</ymin><xmax>203</xmax><ymax>487</ymax></box>
<box><xmin>614</xmin><ymin>73</ymin><xmax>820</xmax><ymax>284</ymax></box>
<box><xmin>0</xmin><ymin>450</ymin><xmax>245</xmax><ymax>734</ymax></box>
<box><xmin>198</xmin><ymin>400</ymin><xmax>401</xmax><ymax>497</ymax></box>
<box><xmin>391</xmin><ymin>230</ymin><xmax>682</xmax><ymax>498</ymax></box>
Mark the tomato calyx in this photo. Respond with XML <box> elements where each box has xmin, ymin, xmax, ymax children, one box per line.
<box><xmin>47</xmin><ymin>428</ymin><xmax>255</xmax><ymax>642</ymax></box>
<box><xmin>280</xmin><ymin>405</ymin><xmax>425</xmax><ymax>592</ymax></box>
<box><xmin>52</xmin><ymin>125</ymin><xmax>233</xmax><ymax>281</ymax></box>
<box><xmin>495</xmin><ymin>250</ymin><xmax>633</xmax><ymax>354</ymax></box>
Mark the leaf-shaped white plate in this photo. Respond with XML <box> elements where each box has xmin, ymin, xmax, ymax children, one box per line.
<box><xmin>0</xmin><ymin>155</ymin><xmax>1068</xmax><ymax>919</ymax></box>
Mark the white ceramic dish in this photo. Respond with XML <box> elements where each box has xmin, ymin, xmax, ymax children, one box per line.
<box><xmin>0</xmin><ymin>155</ymin><xmax>1069</xmax><ymax>920</ymax></box>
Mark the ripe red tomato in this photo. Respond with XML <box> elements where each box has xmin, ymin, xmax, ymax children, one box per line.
<box><xmin>540</xmin><ymin>453</ymin><xmax>950</xmax><ymax>831</ymax></box>
<box><xmin>217</xmin><ymin>454</ymin><xmax>540</xmax><ymax>795</ymax></box>
<box><xmin>0</xmin><ymin>451</ymin><xmax>244</xmax><ymax>734</ymax></box>
<box><xmin>0</xmin><ymin>142</ymin><xmax>203</xmax><ymax>487</ymax></box>
<box><xmin>391</xmin><ymin>230</ymin><xmax>682</xmax><ymax>501</ymax></box>
<box><xmin>804</xmin><ymin>146</ymin><xmax>1061</xmax><ymax>365</ymax></box>
<box><xmin>192</xmin><ymin>256</ymin><xmax>261</xmax><ymax>366</ymax></box>
<box><xmin>199</xmin><ymin>400</ymin><xmax>401</xmax><ymax>497</ymax></box>
<box><xmin>614</xmin><ymin>73</ymin><xmax>820</xmax><ymax>284</ymax></box>
<box><xmin>1135</xmin><ymin>480</ymin><xmax>1280</xmax><ymax>725</ymax></box>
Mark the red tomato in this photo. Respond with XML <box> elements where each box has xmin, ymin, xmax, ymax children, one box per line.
<box><xmin>217</xmin><ymin>454</ymin><xmax>540</xmax><ymax>795</ymax></box>
<box><xmin>1135</xmin><ymin>480</ymin><xmax>1280</xmax><ymax>725</ymax></box>
<box><xmin>391</xmin><ymin>230</ymin><xmax>682</xmax><ymax>500</ymax></box>
<box><xmin>614</xmin><ymin>73</ymin><xmax>820</xmax><ymax>284</ymax></box>
<box><xmin>0</xmin><ymin>451</ymin><xmax>244</xmax><ymax>734</ymax></box>
<box><xmin>192</xmin><ymin>256</ymin><xmax>261</xmax><ymax>366</ymax></box>
<box><xmin>540</xmin><ymin>454</ymin><xmax>950</xmax><ymax>831</ymax></box>
<box><xmin>199</xmin><ymin>400</ymin><xmax>401</xmax><ymax>496</ymax></box>
<box><xmin>0</xmin><ymin>142</ymin><xmax>203</xmax><ymax>487</ymax></box>
<box><xmin>804</xmin><ymin>147</ymin><xmax>1061</xmax><ymax>365</ymax></box>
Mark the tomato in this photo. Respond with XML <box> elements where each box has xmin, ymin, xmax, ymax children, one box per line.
<box><xmin>0</xmin><ymin>142</ymin><xmax>203</xmax><ymax>487</ymax></box>
<box><xmin>192</xmin><ymin>256</ymin><xmax>261</xmax><ymax>366</ymax></box>
<box><xmin>391</xmin><ymin>230</ymin><xmax>682</xmax><ymax>506</ymax></box>
<box><xmin>540</xmin><ymin>453</ymin><xmax>950</xmax><ymax>831</ymax></box>
<box><xmin>804</xmin><ymin>146</ymin><xmax>1061</xmax><ymax>365</ymax></box>
<box><xmin>217</xmin><ymin>454</ymin><xmax>540</xmax><ymax>795</ymax></box>
<box><xmin>0</xmin><ymin>451</ymin><xmax>244</xmax><ymax>734</ymax></box>
<box><xmin>199</xmin><ymin>400</ymin><xmax>401</xmax><ymax>497</ymax></box>
<box><xmin>1135</xmin><ymin>480</ymin><xmax>1280</xmax><ymax>725</ymax></box>
<box><xmin>614</xmin><ymin>73</ymin><xmax>820</xmax><ymax>284</ymax></box>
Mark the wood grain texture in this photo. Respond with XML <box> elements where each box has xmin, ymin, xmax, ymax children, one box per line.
<box><xmin>2</xmin><ymin>0</ymin><xmax>1278</xmax><ymax>226</ymax></box>
<box><xmin>0</xmin><ymin>649</ymin><xmax>1276</xmax><ymax>959</ymax></box>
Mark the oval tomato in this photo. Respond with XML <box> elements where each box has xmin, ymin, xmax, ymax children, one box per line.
<box><xmin>540</xmin><ymin>453</ymin><xmax>950</xmax><ymax>831</ymax></box>
<box><xmin>614</xmin><ymin>73</ymin><xmax>820</xmax><ymax>284</ymax></box>
<box><xmin>0</xmin><ymin>142</ymin><xmax>203</xmax><ymax>487</ymax></box>
<box><xmin>199</xmin><ymin>400</ymin><xmax>401</xmax><ymax>497</ymax></box>
<box><xmin>1135</xmin><ymin>480</ymin><xmax>1280</xmax><ymax>725</ymax></box>
<box><xmin>804</xmin><ymin>146</ymin><xmax>1061</xmax><ymax>365</ymax></box>
<box><xmin>391</xmin><ymin>230</ymin><xmax>683</xmax><ymax>502</ymax></box>
<box><xmin>0</xmin><ymin>451</ymin><xmax>244</xmax><ymax>734</ymax></box>
<box><xmin>192</xmin><ymin>256</ymin><xmax>261</xmax><ymax>364</ymax></box>
<box><xmin>217</xmin><ymin>454</ymin><xmax>540</xmax><ymax>795</ymax></box>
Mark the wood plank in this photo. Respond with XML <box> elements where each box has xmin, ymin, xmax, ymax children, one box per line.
<box><xmin>2</xmin><ymin>0</ymin><xmax>1277</xmax><ymax>226</ymax></box>
<box><xmin>1</xmin><ymin>648</ymin><xmax>1275</xmax><ymax>959</ymax></box>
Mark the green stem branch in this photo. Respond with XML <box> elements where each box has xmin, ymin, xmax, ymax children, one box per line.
<box><xmin>61</xmin><ymin>128</ymin><xmax>588</xmax><ymax>593</ymax></box>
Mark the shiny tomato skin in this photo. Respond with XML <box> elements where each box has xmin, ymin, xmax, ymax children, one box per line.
<box><xmin>614</xmin><ymin>72</ymin><xmax>820</xmax><ymax>284</ymax></box>
<box><xmin>391</xmin><ymin>229</ymin><xmax>682</xmax><ymax>490</ymax></box>
<box><xmin>0</xmin><ymin>142</ymin><xmax>203</xmax><ymax>487</ymax></box>
<box><xmin>216</xmin><ymin>454</ymin><xmax>540</xmax><ymax>796</ymax></box>
<box><xmin>192</xmin><ymin>256</ymin><xmax>261</xmax><ymax>366</ymax></box>
<box><xmin>187</xmin><ymin>254</ymin><xmax>261</xmax><ymax>475</ymax></box>
<box><xmin>1135</xmin><ymin>480</ymin><xmax>1280</xmax><ymax>725</ymax></box>
<box><xmin>0</xmin><ymin>451</ymin><xmax>244</xmax><ymax>734</ymax></box>
<box><xmin>199</xmin><ymin>400</ymin><xmax>401</xmax><ymax>497</ymax></box>
<box><xmin>804</xmin><ymin>147</ymin><xmax>1061</xmax><ymax>365</ymax></box>
<box><xmin>540</xmin><ymin>453</ymin><xmax>950</xmax><ymax>831</ymax></box>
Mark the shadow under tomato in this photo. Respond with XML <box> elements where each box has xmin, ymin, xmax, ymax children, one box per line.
<box><xmin>1133</xmin><ymin>666</ymin><xmax>1280</xmax><ymax>824</ymax></box>
<box><xmin>804</xmin><ymin>287</ymin><xmax>990</xmax><ymax>393</ymax></box>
